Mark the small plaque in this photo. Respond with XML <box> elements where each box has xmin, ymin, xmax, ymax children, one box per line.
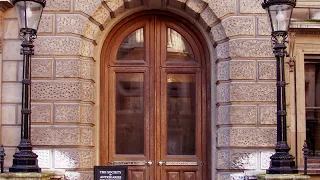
<box><xmin>113</xmin><ymin>161</ymin><xmax>145</xmax><ymax>166</ymax></box>
<box><xmin>165</xmin><ymin>161</ymin><xmax>198</xmax><ymax>166</ymax></box>
<box><xmin>94</xmin><ymin>166</ymin><xmax>127</xmax><ymax>180</ymax></box>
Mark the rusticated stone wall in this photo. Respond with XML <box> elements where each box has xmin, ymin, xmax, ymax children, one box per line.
<box><xmin>0</xmin><ymin>0</ymin><xmax>277</xmax><ymax>179</ymax></box>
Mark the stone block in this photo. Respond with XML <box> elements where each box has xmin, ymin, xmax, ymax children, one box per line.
<box><xmin>54</xmin><ymin>104</ymin><xmax>80</xmax><ymax>123</ymax></box>
<box><xmin>217</xmin><ymin>127</ymin><xmax>276</xmax><ymax>147</ymax></box>
<box><xmin>56</xmin><ymin>14</ymin><xmax>87</xmax><ymax>35</ymax></box>
<box><xmin>2</xmin><ymin>83</ymin><xmax>21</xmax><ymax>103</ymax></box>
<box><xmin>3</xmin><ymin>19</ymin><xmax>19</xmax><ymax>39</ymax></box>
<box><xmin>3</xmin><ymin>40</ymin><xmax>22</xmax><ymax>60</ymax></box>
<box><xmin>81</xmin><ymin>40</ymin><xmax>95</xmax><ymax>57</ymax></box>
<box><xmin>31</xmin><ymin>127</ymin><xmax>80</xmax><ymax>146</ymax></box>
<box><xmin>217</xmin><ymin>83</ymin><xmax>230</xmax><ymax>103</ymax></box>
<box><xmin>80</xmin><ymin>60</ymin><xmax>94</xmax><ymax>80</ymax></box>
<box><xmin>257</xmin><ymin>16</ymin><xmax>271</xmax><ymax>36</ymax></box>
<box><xmin>54</xmin><ymin>149</ymin><xmax>93</xmax><ymax>168</ymax></box>
<box><xmin>259</xmin><ymin>106</ymin><xmax>276</xmax><ymax>125</ymax></box>
<box><xmin>216</xmin><ymin>41</ymin><xmax>230</xmax><ymax>59</ymax></box>
<box><xmin>208</xmin><ymin>0</ymin><xmax>235</xmax><ymax>18</ymax></box>
<box><xmin>31</xmin><ymin>58</ymin><xmax>53</xmax><ymax>78</ymax></box>
<box><xmin>2</xmin><ymin>61</ymin><xmax>18</xmax><ymax>81</ymax></box>
<box><xmin>83</xmin><ymin>21</ymin><xmax>100</xmax><ymax>39</ymax></box>
<box><xmin>240</xmin><ymin>0</ymin><xmax>265</xmax><ymax>14</ymax></box>
<box><xmin>3</xmin><ymin>147</ymin><xmax>15</xmax><ymax>168</ymax></box>
<box><xmin>229</xmin><ymin>61</ymin><xmax>256</xmax><ymax>80</ymax></box>
<box><xmin>260</xmin><ymin>151</ymin><xmax>274</xmax><ymax>170</ymax></box>
<box><xmin>75</xmin><ymin>0</ymin><xmax>101</xmax><ymax>16</ymax></box>
<box><xmin>38</xmin><ymin>14</ymin><xmax>54</xmax><ymax>33</ymax></box>
<box><xmin>80</xmin><ymin>82</ymin><xmax>94</xmax><ymax>102</ymax></box>
<box><xmin>186</xmin><ymin>0</ymin><xmax>207</xmax><ymax>13</ymax></box>
<box><xmin>80</xmin><ymin>105</ymin><xmax>93</xmax><ymax>123</ymax></box>
<box><xmin>1</xmin><ymin>104</ymin><xmax>16</xmax><ymax>125</ymax></box>
<box><xmin>222</xmin><ymin>16</ymin><xmax>255</xmax><ymax>37</ymax></box>
<box><xmin>45</xmin><ymin>0</ymin><xmax>71</xmax><ymax>11</ymax></box>
<box><xmin>17</xmin><ymin>105</ymin><xmax>21</xmax><ymax>125</ymax></box>
<box><xmin>34</xmin><ymin>149</ymin><xmax>51</xmax><ymax>168</ymax></box>
<box><xmin>32</xmin><ymin>81</ymin><xmax>80</xmax><ymax>101</ymax></box>
<box><xmin>18</xmin><ymin>61</ymin><xmax>23</xmax><ymax>81</ymax></box>
<box><xmin>218</xmin><ymin>106</ymin><xmax>257</xmax><ymax>125</ymax></box>
<box><xmin>91</xmin><ymin>5</ymin><xmax>111</xmax><ymax>25</ymax></box>
<box><xmin>2</xmin><ymin>126</ymin><xmax>20</xmax><ymax>146</ymax></box>
<box><xmin>31</xmin><ymin>104</ymin><xmax>52</xmax><ymax>123</ymax></box>
<box><xmin>230</xmin><ymin>84</ymin><xmax>276</xmax><ymax>102</ymax></box>
<box><xmin>211</xmin><ymin>23</ymin><xmax>227</xmax><ymax>42</ymax></box>
<box><xmin>65</xmin><ymin>171</ymin><xmax>94</xmax><ymax>180</ymax></box>
<box><xmin>34</xmin><ymin>36</ymin><xmax>82</xmax><ymax>56</ymax></box>
<box><xmin>217</xmin><ymin>61</ymin><xmax>229</xmax><ymax>81</ymax></box>
<box><xmin>55</xmin><ymin>58</ymin><xmax>80</xmax><ymax>78</ymax></box>
<box><xmin>80</xmin><ymin>127</ymin><xmax>93</xmax><ymax>146</ymax></box>
<box><xmin>105</xmin><ymin>0</ymin><xmax>125</xmax><ymax>12</ymax></box>
<box><xmin>200</xmin><ymin>6</ymin><xmax>219</xmax><ymax>26</ymax></box>
<box><xmin>229</xmin><ymin>39</ymin><xmax>274</xmax><ymax>58</ymax></box>
<box><xmin>258</xmin><ymin>61</ymin><xmax>276</xmax><ymax>80</ymax></box>
<box><xmin>168</xmin><ymin>0</ymin><xmax>186</xmax><ymax>9</ymax></box>
<box><xmin>217</xmin><ymin>150</ymin><xmax>257</xmax><ymax>169</ymax></box>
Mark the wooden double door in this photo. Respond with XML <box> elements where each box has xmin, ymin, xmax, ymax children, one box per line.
<box><xmin>100</xmin><ymin>12</ymin><xmax>208</xmax><ymax>180</ymax></box>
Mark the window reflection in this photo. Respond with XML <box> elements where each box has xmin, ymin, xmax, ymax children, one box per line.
<box><xmin>167</xmin><ymin>28</ymin><xmax>194</xmax><ymax>62</ymax></box>
<box><xmin>117</xmin><ymin>28</ymin><xmax>144</xmax><ymax>61</ymax></box>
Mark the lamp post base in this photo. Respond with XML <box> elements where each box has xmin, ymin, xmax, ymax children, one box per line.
<box><xmin>9</xmin><ymin>139</ymin><xmax>41</xmax><ymax>173</ymax></box>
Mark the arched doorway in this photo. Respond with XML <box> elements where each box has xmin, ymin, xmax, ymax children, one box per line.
<box><xmin>100</xmin><ymin>11</ymin><xmax>210</xmax><ymax>180</ymax></box>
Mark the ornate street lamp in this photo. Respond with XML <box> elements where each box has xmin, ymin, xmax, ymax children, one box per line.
<box><xmin>9</xmin><ymin>0</ymin><xmax>46</xmax><ymax>173</ymax></box>
<box><xmin>261</xmin><ymin>0</ymin><xmax>298</xmax><ymax>174</ymax></box>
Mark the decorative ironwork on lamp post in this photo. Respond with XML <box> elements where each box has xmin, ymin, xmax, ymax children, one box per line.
<box><xmin>261</xmin><ymin>0</ymin><xmax>298</xmax><ymax>174</ymax></box>
<box><xmin>9</xmin><ymin>0</ymin><xmax>46</xmax><ymax>173</ymax></box>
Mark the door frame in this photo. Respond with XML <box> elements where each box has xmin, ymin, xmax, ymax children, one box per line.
<box><xmin>99</xmin><ymin>10</ymin><xmax>212</xmax><ymax>179</ymax></box>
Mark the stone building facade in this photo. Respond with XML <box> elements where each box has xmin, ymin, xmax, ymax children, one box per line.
<box><xmin>0</xmin><ymin>0</ymin><xmax>319</xmax><ymax>179</ymax></box>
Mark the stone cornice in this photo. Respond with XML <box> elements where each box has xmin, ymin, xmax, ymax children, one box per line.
<box><xmin>0</xmin><ymin>0</ymin><xmax>13</xmax><ymax>12</ymax></box>
<box><xmin>289</xmin><ymin>27</ymin><xmax>320</xmax><ymax>35</ymax></box>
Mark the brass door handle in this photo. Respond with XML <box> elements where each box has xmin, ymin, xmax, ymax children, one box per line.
<box><xmin>158</xmin><ymin>161</ymin><xmax>164</xmax><ymax>166</ymax></box>
<box><xmin>146</xmin><ymin>160</ymin><xmax>153</xmax><ymax>166</ymax></box>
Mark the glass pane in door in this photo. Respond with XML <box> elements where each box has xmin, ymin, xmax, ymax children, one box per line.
<box><xmin>167</xmin><ymin>28</ymin><xmax>194</xmax><ymax>62</ymax></box>
<box><xmin>117</xmin><ymin>28</ymin><xmax>144</xmax><ymax>60</ymax></box>
<box><xmin>116</xmin><ymin>73</ymin><xmax>144</xmax><ymax>154</ymax></box>
<box><xmin>167</xmin><ymin>74</ymin><xmax>196</xmax><ymax>155</ymax></box>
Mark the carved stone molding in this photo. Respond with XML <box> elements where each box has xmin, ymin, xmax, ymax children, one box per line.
<box><xmin>289</xmin><ymin>28</ymin><xmax>320</xmax><ymax>35</ymax></box>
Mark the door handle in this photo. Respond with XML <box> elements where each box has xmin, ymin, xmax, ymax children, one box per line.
<box><xmin>158</xmin><ymin>161</ymin><xmax>164</xmax><ymax>166</ymax></box>
<box><xmin>146</xmin><ymin>160</ymin><xmax>153</xmax><ymax>166</ymax></box>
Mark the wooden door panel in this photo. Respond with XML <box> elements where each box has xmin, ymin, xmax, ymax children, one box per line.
<box><xmin>129</xmin><ymin>168</ymin><xmax>148</xmax><ymax>180</ymax></box>
<box><xmin>167</xmin><ymin>172</ymin><xmax>180</xmax><ymax>180</ymax></box>
<box><xmin>163</xmin><ymin>167</ymin><xmax>200</xmax><ymax>180</ymax></box>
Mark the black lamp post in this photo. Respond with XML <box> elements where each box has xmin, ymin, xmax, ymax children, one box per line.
<box><xmin>261</xmin><ymin>0</ymin><xmax>298</xmax><ymax>174</ymax></box>
<box><xmin>9</xmin><ymin>0</ymin><xmax>46</xmax><ymax>173</ymax></box>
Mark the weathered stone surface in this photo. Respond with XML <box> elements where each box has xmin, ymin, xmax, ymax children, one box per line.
<box><xmin>216</xmin><ymin>41</ymin><xmax>230</xmax><ymax>59</ymax></box>
<box><xmin>218</xmin><ymin>106</ymin><xmax>257</xmax><ymax>125</ymax></box>
<box><xmin>211</xmin><ymin>23</ymin><xmax>227</xmax><ymax>42</ymax></box>
<box><xmin>222</xmin><ymin>16</ymin><xmax>255</xmax><ymax>37</ymax></box>
<box><xmin>229</xmin><ymin>39</ymin><xmax>274</xmax><ymax>58</ymax></box>
<box><xmin>200</xmin><ymin>6</ymin><xmax>218</xmax><ymax>26</ymax></box>
<box><xmin>80</xmin><ymin>105</ymin><xmax>93</xmax><ymax>123</ymax></box>
<box><xmin>230</xmin><ymin>61</ymin><xmax>256</xmax><ymax>80</ymax></box>
<box><xmin>75</xmin><ymin>0</ymin><xmax>100</xmax><ymax>16</ymax></box>
<box><xmin>258</xmin><ymin>61</ymin><xmax>276</xmax><ymax>80</ymax></box>
<box><xmin>2</xmin><ymin>126</ymin><xmax>20</xmax><ymax>146</ymax></box>
<box><xmin>34</xmin><ymin>149</ymin><xmax>51</xmax><ymax>168</ymax></box>
<box><xmin>3</xmin><ymin>147</ymin><xmax>15</xmax><ymax>167</ymax></box>
<box><xmin>217</xmin><ymin>61</ymin><xmax>229</xmax><ymax>80</ymax></box>
<box><xmin>55</xmin><ymin>104</ymin><xmax>80</xmax><ymax>123</ymax></box>
<box><xmin>257</xmin><ymin>16</ymin><xmax>271</xmax><ymax>36</ymax></box>
<box><xmin>34</xmin><ymin>37</ymin><xmax>81</xmax><ymax>56</ymax></box>
<box><xmin>217</xmin><ymin>83</ymin><xmax>230</xmax><ymax>103</ymax></box>
<box><xmin>208</xmin><ymin>0</ymin><xmax>235</xmax><ymax>18</ymax></box>
<box><xmin>55</xmin><ymin>58</ymin><xmax>79</xmax><ymax>78</ymax></box>
<box><xmin>80</xmin><ymin>60</ymin><xmax>94</xmax><ymax>80</ymax></box>
<box><xmin>259</xmin><ymin>106</ymin><xmax>276</xmax><ymax>125</ymax></box>
<box><xmin>105</xmin><ymin>0</ymin><xmax>124</xmax><ymax>12</ymax></box>
<box><xmin>261</xmin><ymin>151</ymin><xmax>274</xmax><ymax>169</ymax></box>
<box><xmin>80</xmin><ymin>82</ymin><xmax>94</xmax><ymax>102</ymax></box>
<box><xmin>217</xmin><ymin>127</ymin><xmax>276</xmax><ymax>147</ymax></box>
<box><xmin>217</xmin><ymin>151</ymin><xmax>257</xmax><ymax>169</ymax></box>
<box><xmin>240</xmin><ymin>0</ymin><xmax>265</xmax><ymax>14</ymax></box>
<box><xmin>217</xmin><ymin>173</ymin><xmax>247</xmax><ymax>180</ymax></box>
<box><xmin>31</xmin><ymin>104</ymin><xmax>52</xmax><ymax>123</ymax></box>
<box><xmin>83</xmin><ymin>21</ymin><xmax>100</xmax><ymax>39</ymax></box>
<box><xmin>3</xmin><ymin>19</ymin><xmax>19</xmax><ymax>39</ymax></box>
<box><xmin>32</xmin><ymin>81</ymin><xmax>80</xmax><ymax>101</ymax></box>
<box><xmin>230</xmin><ymin>84</ymin><xmax>276</xmax><ymax>102</ymax></box>
<box><xmin>3</xmin><ymin>40</ymin><xmax>22</xmax><ymax>60</ymax></box>
<box><xmin>2</xmin><ymin>83</ymin><xmax>21</xmax><ymax>103</ymax></box>
<box><xmin>38</xmin><ymin>14</ymin><xmax>54</xmax><ymax>33</ymax></box>
<box><xmin>81</xmin><ymin>40</ymin><xmax>95</xmax><ymax>57</ymax></box>
<box><xmin>45</xmin><ymin>0</ymin><xmax>71</xmax><ymax>11</ymax></box>
<box><xmin>31</xmin><ymin>59</ymin><xmax>53</xmax><ymax>78</ymax></box>
<box><xmin>186</xmin><ymin>0</ymin><xmax>207</xmax><ymax>13</ymax></box>
<box><xmin>91</xmin><ymin>5</ymin><xmax>111</xmax><ymax>25</ymax></box>
<box><xmin>81</xmin><ymin>127</ymin><xmax>93</xmax><ymax>146</ymax></box>
<box><xmin>31</xmin><ymin>127</ymin><xmax>80</xmax><ymax>145</ymax></box>
<box><xmin>65</xmin><ymin>171</ymin><xmax>94</xmax><ymax>180</ymax></box>
<box><xmin>54</xmin><ymin>149</ymin><xmax>93</xmax><ymax>168</ymax></box>
<box><xmin>1</xmin><ymin>104</ymin><xmax>16</xmax><ymax>125</ymax></box>
<box><xmin>2</xmin><ymin>61</ymin><xmax>18</xmax><ymax>81</ymax></box>
<box><xmin>56</xmin><ymin>14</ymin><xmax>87</xmax><ymax>35</ymax></box>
